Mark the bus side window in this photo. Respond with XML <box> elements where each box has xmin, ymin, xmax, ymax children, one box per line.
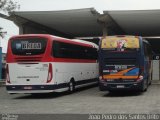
<box><xmin>148</xmin><ymin>45</ymin><xmax>152</xmax><ymax>60</ymax></box>
<box><xmin>143</xmin><ymin>42</ymin><xmax>147</xmax><ymax>57</ymax></box>
<box><xmin>52</xmin><ymin>41</ymin><xmax>62</xmax><ymax>57</ymax></box>
<box><xmin>52</xmin><ymin>41</ymin><xmax>97</xmax><ymax>60</ymax></box>
<box><xmin>143</xmin><ymin>41</ymin><xmax>152</xmax><ymax>60</ymax></box>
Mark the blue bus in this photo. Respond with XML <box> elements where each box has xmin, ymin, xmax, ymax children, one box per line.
<box><xmin>99</xmin><ymin>36</ymin><xmax>153</xmax><ymax>92</ymax></box>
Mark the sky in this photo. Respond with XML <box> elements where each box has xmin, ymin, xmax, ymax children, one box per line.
<box><xmin>1</xmin><ymin>0</ymin><xmax>160</xmax><ymax>53</ymax></box>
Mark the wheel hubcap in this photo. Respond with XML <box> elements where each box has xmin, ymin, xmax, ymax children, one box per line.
<box><xmin>70</xmin><ymin>82</ymin><xmax>73</xmax><ymax>91</ymax></box>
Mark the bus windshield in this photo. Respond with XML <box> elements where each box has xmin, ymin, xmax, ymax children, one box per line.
<box><xmin>99</xmin><ymin>36</ymin><xmax>140</xmax><ymax>77</ymax></box>
<box><xmin>100</xmin><ymin>36</ymin><xmax>140</xmax><ymax>65</ymax></box>
<box><xmin>11</xmin><ymin>38</ymin><xmax>47</xmax><ymax>55</ymax></box>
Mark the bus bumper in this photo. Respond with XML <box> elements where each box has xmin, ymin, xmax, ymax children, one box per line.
<box><xmin>6</xmin><ymin>84</ymin><xmax>68</xmax><ymax>94</ymax></box>
<box><xmin>99</xmin><ymin>80</ymin><xmax>144</xmax><ymax>91</ymax></box>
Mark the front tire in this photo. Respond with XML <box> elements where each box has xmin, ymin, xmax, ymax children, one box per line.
<box><xmin>140</xmin><ymin>80</ymin><xmax>148</xmax><ymax>92</ymax></box>
<box><xmin>149</xmin><ymin>72</ymin><xmax>152</xmax><ymax>85</ymax></box>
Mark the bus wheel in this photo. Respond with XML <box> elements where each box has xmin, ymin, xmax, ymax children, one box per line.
<box><xmin>141</xmin><ymin>80</ymin><xmax>148</xmax><ymax>92</ymax></box>
<box><xmin>149</xmin><ymin>73</ymin><xmax>152</xmax><ymax>85</ymax></box>
<box><xmin>145</xmin><ymin>80</ymin><xmax>148</xmax><ymax>92</ymax></box>
<box><xmin>68</xmin><ymin>79</ymin><xmax>75</xmax><ymax>93</ymax></box>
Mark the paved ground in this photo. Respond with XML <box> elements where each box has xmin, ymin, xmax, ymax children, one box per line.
<box><xmin>0</xmin><ymin>84</ymin><xmax>160</xmax><ymax>115</ymax></box>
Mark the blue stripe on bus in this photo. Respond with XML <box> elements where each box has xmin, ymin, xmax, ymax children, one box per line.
<box><xmin>125</xmin><ymin>68</ymin><xmax>139</xmax><ymax>76</ymax></box>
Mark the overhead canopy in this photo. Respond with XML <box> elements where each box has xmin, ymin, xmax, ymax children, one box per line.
<box><xmin>103</xmin><ymin>10</ymin><xmax>160</xmax><ymax>54</ymax></box>
<box><xmin>8</xmin><ymin>8</ymin><xmax>160</xmax><ymax>37</ymax></box>
<box><xmin>7</xmin><ymin>8</ymin><xmax>160</xmax><ymax>53</ymax></box>
<box><xmin>9</xmin><ymin>8</ymin><xmax>103</xmax><ymax>37</ymax></box>
<box><xmin>104</xmin><ymin>10</ymin><xmax>160</xmax><ymax>36</ymax></box>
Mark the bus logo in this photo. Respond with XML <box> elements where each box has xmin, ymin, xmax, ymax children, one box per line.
<box><xmin>115</xmin><ymin>65</ymin><xmax>127</xmax><ymax>70</ymax></box>
<box><xmin>117</xmin><ymin>39</ymin><xmax>126</xmax><ymax>49</ymax></box>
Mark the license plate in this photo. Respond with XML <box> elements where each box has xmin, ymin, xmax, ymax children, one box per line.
<box><xmin>24</xmin><ymin>86</ymin><xmax>32</xmax><ymax>90</ymax></box>
<box><xmin>117</xmin><ymin>85</ymin><xmax>125</xmax><ymax>88</ymax></box>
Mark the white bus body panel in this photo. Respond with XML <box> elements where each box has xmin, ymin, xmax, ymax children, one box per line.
<box><xmin>53</xmin><ymin>62</ymin><xmax>98</xmax><ymax>83</ymax></box>
<box><xmin>6</xmin><ymin>62</ymin><xmax>98</xmax><ymax>93</ymax></box>
<box><xmin>7</xmin><ymin>63</ymin><xmax>49</xmax><ymax>85</ymax></box>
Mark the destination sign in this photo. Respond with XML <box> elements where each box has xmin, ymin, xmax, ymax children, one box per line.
<box><xmin>16</xmin><ymin>41</ymin><xmax>42</xmax><ymax>50</ymax></box>
<box><xmin>101</xmin><ymin>36</ymin><xmax>140</xmax><ymax>49</ymax></box>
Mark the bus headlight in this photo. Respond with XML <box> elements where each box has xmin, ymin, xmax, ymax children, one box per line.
<box><xmin>99</xmin><ymin>76</ymin><xmax>102</xmax><ymax>80</ymax></box>
<box><xmin>136</xmin><ymin>75</ymin><xmax>144</xmax><ymax>81</ymax></box>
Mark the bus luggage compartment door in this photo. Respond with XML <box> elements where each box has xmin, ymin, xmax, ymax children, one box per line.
<box><xmin>8</xmin><ymin>63</ymin><xmax>50</xmax><ymax>85</ymax></box>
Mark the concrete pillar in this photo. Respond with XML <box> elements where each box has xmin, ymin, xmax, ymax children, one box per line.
<box><xmin>102</xmin><ymin>23</ymin><xmax>108</xmax><ymax>37</ymax></box>
<box><xmin>152</xmin><ymin>60</ymin><xmax>159</xmax><ymax>80</ymax></box>
<box><xmin>19</xmin><ymin>25</ymin><xmax>24</xmax><ymax>34</ymax></box>
<box><xmin>0</xmin><ymin>47</ymin><xmax>2</xmax><ymax>80</ymax></box>
<box><xmin>159</xmin><ymin>60</ymin><xmax>160</xmax><ymax>80</ymax></box>
<box><xmin>97</xmin><ymin>15</ymin><xmax>109</xmax><ymax>37</ymax></box>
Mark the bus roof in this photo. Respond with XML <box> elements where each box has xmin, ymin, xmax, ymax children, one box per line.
<box><xmin>71</xmin><ymin>39</ymin><xmax>98</xmax><ymax>48</ymax></box>
<box><xmin>102</xmin><ymin>35</ymin><xmax>140</xmax><ymax>38</ymax></box>
<box><xmin>9</xmin><ymin>34</ymin><xmax>98</xmax><ymax>48</ymax></box>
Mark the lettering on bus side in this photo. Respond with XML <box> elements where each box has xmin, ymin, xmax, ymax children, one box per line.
<box><xmin>115</xmin><ymin>65</ymin><xmax>127</xmax><ymax>70</ymax></box>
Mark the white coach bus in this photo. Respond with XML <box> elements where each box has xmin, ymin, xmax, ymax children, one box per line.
<box><xmin>6</xmin><ymin>34</ymin><xmax>99</xmax><ymax>94</ymax></box>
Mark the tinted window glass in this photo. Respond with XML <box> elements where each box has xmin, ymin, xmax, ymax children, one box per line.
<box><xmin>11</xmin><ymin>38</ymin><xmax>47</xmax><ymax>55</ymax></box>
<box><xmin>143</xmin><ymin>41</ymin><xmax>152</xmax><ymax>59</ymax></box>
<box><xmin>52</xmin><ymin>41</ymin><xmax>97</xmax><ymax>60</ymax></box>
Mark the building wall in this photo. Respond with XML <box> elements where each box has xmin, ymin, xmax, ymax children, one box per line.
<box><xmin>2</xmin><ymin>53</ymin><xmax>6</xmax><ymax>79</ymax></box>
<box><xmin>152</xmin><ymin>60</ymin><xmax>159</xmax><ymax>80</ymax></box>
